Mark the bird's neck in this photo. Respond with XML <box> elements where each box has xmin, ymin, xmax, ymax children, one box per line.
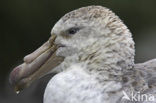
<box><xmin>77</xmin><ymin>37</ymin><xmax>134</xmax><ymax>82</ymax></box>
<box><xmin>79</xmin><ymin>51</ymin><xmax>123</xmax><ymax>82</ymax></box>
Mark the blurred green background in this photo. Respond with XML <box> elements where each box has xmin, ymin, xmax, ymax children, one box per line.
<box><xmin>0</xmin><ymin>0</ymin><xmax>156</xmax><ymax>103</ymax></box>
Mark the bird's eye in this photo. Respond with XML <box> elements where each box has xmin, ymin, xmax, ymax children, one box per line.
<box><xmin>68</xmin><ymin>27</ymin><xmax>80</xmax><ymax>35</ymax></box>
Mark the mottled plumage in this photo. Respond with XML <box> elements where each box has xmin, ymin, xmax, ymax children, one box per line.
<box><xmin>45</xmin><ymin>6</ymin><xmax>135</xmax><ymax>103</ymax></box>
<box><xmin>10</xmin><ymin>5</ymin><xmax>156</xmax><ymax>103</ymax></box>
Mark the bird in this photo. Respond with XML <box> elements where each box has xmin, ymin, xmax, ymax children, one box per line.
<box><xmin>9</xmin><ymin>5</ymin><xmax>156</xmax><ymax>103</ymax></box>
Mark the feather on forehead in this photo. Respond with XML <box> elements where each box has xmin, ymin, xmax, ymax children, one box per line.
<box><xmin>61</xmin><ymin>6</ymin><xmax>116</xmax><ymax>22</ymax></box>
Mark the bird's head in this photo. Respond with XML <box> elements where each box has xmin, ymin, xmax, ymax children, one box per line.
<box><xmin>9</xmin><ymin>6</ymin><xmax>135</xmax><ymax>93</ymax></box>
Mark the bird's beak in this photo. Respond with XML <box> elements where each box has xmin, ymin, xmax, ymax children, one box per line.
<box><xmin>9</xmin><ymin>34</ymin><xmax>64</xmax><ymax>93</ymax></box>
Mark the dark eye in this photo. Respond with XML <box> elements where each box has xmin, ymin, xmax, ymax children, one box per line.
<box><xmin>68</xmin><ymin>27</ymin><xmax>80</xmax><ymax>35</ymax></box>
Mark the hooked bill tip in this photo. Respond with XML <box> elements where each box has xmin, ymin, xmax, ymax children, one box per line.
<box><xmin>9</xmin><ymin>65</ymin><xmax>21</xmax><ymax>86</ymax></box>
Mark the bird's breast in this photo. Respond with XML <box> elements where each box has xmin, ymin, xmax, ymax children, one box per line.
<box><xmin>44</xmin><ymin>68</ymin><xmax>105</xmax><ymax>103</ymax></box>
